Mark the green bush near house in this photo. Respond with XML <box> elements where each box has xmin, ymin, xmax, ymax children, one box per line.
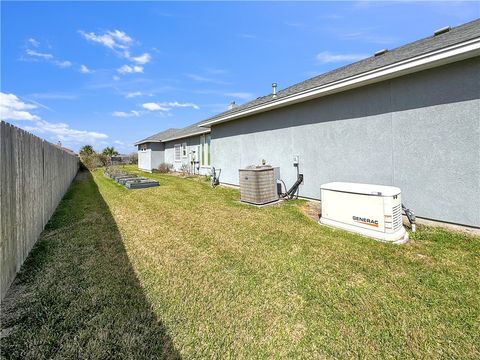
<box><xmin>1</xmin><ymin>165</ymin><xmax>479</xmax><ymax>359</ymax></box>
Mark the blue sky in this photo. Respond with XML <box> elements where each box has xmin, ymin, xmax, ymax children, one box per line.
<box><xmin>1</xmin><ymin>1</ymin><xmax>478</xmax><ymax>153</ymax></box>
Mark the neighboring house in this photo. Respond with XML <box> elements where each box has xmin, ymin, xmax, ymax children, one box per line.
<box><xmin>55</xmin><ymin>141</ymin><xmax>77</xmax><ymax>156</ymax></box>
<box><xmin>135</xmin><ymin>122</ymin><xmax>211</xmax><ymax>174</ymax></box>
<box><xmin>136</xmin><ymin>19</ymin><xmax>480</xmax><ymax>227</ymax></box>
<box><xmin>111</xmin><ymin>154</ymin><xmax>130</xmax><ymax>164</ymax></box>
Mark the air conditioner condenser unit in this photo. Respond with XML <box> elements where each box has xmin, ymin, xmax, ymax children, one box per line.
<box><xmin>319</xmin><ymin>182</ymin><xmax>408</xmax><ymax>244</ymax></box>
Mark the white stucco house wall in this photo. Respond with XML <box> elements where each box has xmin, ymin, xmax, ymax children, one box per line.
<box><xmin>135</xmin><ymin>20</ymin><xmax>480</xmax><ymax>227</ymax></box>
<box><xmin>135</xmin><ymin>122</ymin><xmax>212</xmax><ymax>175</ymax></box>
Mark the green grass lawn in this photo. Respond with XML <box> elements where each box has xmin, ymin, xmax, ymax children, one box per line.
<box><xmin>1</xmin><ymin>166</ymin><xmax>479</xmax><ymax>359</ymax></box>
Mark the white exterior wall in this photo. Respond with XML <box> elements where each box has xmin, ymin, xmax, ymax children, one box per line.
<box><xmin>210</xmin><ymin>58</ymin><xmax>480</xmax><ymax>227</ymax></box>
<box><xmin>137</xmin><ymin>142</ymin><xmax>165</xmax><ymax>172</ymax></box>
<box><xmin>138</xmin><ymin>148</ymin><xmax>151</xmax><ymax>171</ymax></box>
<box><xmin>164</xmin><ymin>134</ymin><xmax>211</xmax><ymax>175</ymax></box>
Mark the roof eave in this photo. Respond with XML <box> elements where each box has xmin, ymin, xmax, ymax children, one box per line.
<box><xmin>133</xmin><ymin>139</ymin><xmax>162</xmax><ymax>146</ymax></box>
<box><xmin>199</xmin><ymin>37</ymin><xmax>480</xmax><ymax>128</ymax></box>
<box><xmin>160</xmin><ymin>129</ymin><xmax>211</xmax><ymax>143</ymax></box>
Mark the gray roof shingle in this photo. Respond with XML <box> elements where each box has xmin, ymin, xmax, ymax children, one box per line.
<box><xmin>160</xmin><ymin>121</ymin><xmax>210</xmax><ymax>142</ymax></box>
<box><xmin>199</xmin><ymin>19</ymin><xmax>480</xmax><ymax>126</ymax></box>
<box><xmin>134</xmin><ymin>128</ymin><xmax>179</xmax><ymax>145</ymax></box>
<box><xmin>134</xmin><ymin>121</ymin><xmax>210</xmax><ymax>145</ymax></box>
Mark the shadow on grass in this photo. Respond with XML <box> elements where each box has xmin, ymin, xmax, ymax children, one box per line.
<box><xmin>0</xmin><ymin>171</ymin><xmax>181</xmax><ymax>359</ymax></box>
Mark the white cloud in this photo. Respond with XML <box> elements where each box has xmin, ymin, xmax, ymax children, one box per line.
<box><xmin>1</xmin><ymin>92</ymin><xmax>108</xmax><ymax>144</ymax></box>
<box><xmin>26</xmin><ymin>49</ymin><xmax>54</xmax><ymax>60</ymax></box>
<box><xmin>80</xmin><ymin>29</ymin><xmax>153</xmax><ymax>75</ymax></box>
<box><xmin>142</xmin><ymin>101</ymin><xmax>199</xmax><ymax>111</ymax></box>
<box><xmin>320</xmin><ymin>14</ymin><xmax>343</xmax><ymax>20</ymax></box>
<box><xmin>80</xmin><ymin>64</ymin><xmax>93</xmax><ymax>74</ymax></box>
<box><xmin>185</xmin><ymin>73</ymin><xmax>230</xmax><ymax>85</ymax></box>
<box><xmin>79</xmin><ymin>29</ymin><xmax>132</xmax><ymax>50</ymax></box>
<box><xmin>117</xmin><ymin>64</ymin><xmax>144</xmax><ymax>74</ymax></box>
<box><xmin>224</xmin><ymin>92</ymin><xmax>254</xmax><ymax>100</ymax></box>
<box><xmin>340</xmin><ymin>31</ymin><xmax>396</xmax><ymax>45</ymax></box>
<box><xmin>25</xmin><ymin>48</ymin><xmax>72</xmax><ymax>68</ymax></box>
<box><xmin>112</xmin><ymin>75</ymin><xmax>120</xmax><ymax>81</ymax></box>
<box><xmin>24</xmin><ymin>120</ymin><xmax>108</xmax><ymax>143</ymax></box>
<box><xmin>126</xmin><ymin>91</ymin><xmax>145</xmax><ymax>98</ymax></box>
<box><xmin>55</xmin><ymin>60</ymin><xmax>72</xmax><ymax>68</ymax></box>
<box><xmin>142</xmin><ymin>102</ymin><xmax>170</xmax><ymax>111</ymax></box>
<box><xmin>185</xmin><ymin>74</ymin><xmax>211</xmax><ymax>82</ymax></box>
<box><xmin>112</xmin><ymin>110</ymin><xmax>140</xmax><ymax>117</ymax></box>
<box><xmin>125</xmin><ymin>91</ymin><xmax>153</xmax><ymax>98</ymax></box>
<box><xmin>131</xmin><ymin>53</ymin><xmax>151</xmax><ymax>65</ymax></box>
<box><xmin>316</xmin><ymin>51</ymin><xmax>369</xmax><ymax>64</ymax></box>
<box><xmin>28</xmin><ymin>38</ymin><xmax>40</xmax><ymax>47</ymax></box>
<box><xmin>204</xmin><ymin>67</ymin><xmax>228</xmax><ymax>75</ymax></box>
<box><xmin>109</xmin><ymin>30</ymin><xmax>132</xmax><ymax>44</ymax></box>
<box><xmin>0</xmin><ymin>93</ymin><xmax>40</xmax><ymax>121</ymax></box>
<box><xmin>162</xmin><ymin>101</ymin><xmax>200</xmax><ymax>110</ymax></box>
<box><xmin>30</xmin><ymin>93</ymin><xmax>78</xmax><ymax>100</ymax></box>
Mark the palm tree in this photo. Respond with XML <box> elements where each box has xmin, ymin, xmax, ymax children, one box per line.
<box><xmin>102</xmin><ymin>146</ymin><xmax>119</xmax><ymax>158</ymax></box>
<box><xmin>79</xmin><ymin>145</ymin><xmax>94</xmax><ymax>156</ymax></box>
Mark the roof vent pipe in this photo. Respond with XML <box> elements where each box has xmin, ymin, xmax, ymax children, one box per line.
<box><xmin>272</xmin><ymin>83</ymin><xmax>277</xmax><ymax>98</ymax></box>
<box><xmin>228</xmin><ymin>101</ymin><xmax>237</xmax><ymax>110</ymax></box>
<box><xmin>374</xmin><ymin>49</ymin><xmax>388</xmax><ymax>57</ymax></box>
<box><xmin>434</xmin><ymin>26</ymin><xmax>451</xmax><ymax>36</ymax></box>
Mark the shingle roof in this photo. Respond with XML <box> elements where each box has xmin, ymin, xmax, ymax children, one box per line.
<box><xmin>199</xmin><ymin>19</ymin><xmax>480</xmax><ymax>126</ymax></box>
<box><xmin>160</xmin><ymin>121</ymin><xmax>210</xmax><ymax>142</ymax></box>
<box><xmin>134</xmin><ymin>128</ymin><xmax>179</xmax><ymax>145</ymax></box>
<box><xmin>134</xmin><ymin>121</ymin><xmax>210</xmax><ymax>145</ymax></box>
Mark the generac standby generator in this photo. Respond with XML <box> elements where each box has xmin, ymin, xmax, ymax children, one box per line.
<box><xmin>319</xmin><ymin>182</ymin><xmax>408</xmax><ymax>243</ymax></box>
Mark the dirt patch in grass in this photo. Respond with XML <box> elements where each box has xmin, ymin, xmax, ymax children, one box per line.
<box><xmin>299</xmin><ymin>200</ymin><xmax>321</xmax><ymax>222</ymax></box>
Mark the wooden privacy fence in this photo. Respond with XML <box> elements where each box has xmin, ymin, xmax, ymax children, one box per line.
<box><xmin>0</xmin><ymin>121</ymin><xmax>79</xmax><ymax>301</ymax></box>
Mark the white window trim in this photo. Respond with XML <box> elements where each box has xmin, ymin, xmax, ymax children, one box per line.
<box><xmin>200</xmin><ymin>134</ymin><xmax>211</xmax><ymax>168</ymax></box>
<box><xmin>182</xmin><ymin>142</ymin><xmax>187</xmax><ymax>158</ymax></box>
<box><xmin>174</xmin><ymin>144</ymin><xmax>182</xmax><ymax>162</ymax></box>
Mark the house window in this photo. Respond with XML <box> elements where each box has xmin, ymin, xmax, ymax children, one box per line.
<box><xmin>139</xmin><ymin>144</ymin><xmax>147</xmax><ymax>151</ymax></box>
<box><xmin>182</xmin><ymin>142</ymin><xmax>187</xmax><ymax>158</ymax></box>
<box><xmin>174</xmin><ymin>144</ymin><xmax>181</xmax><ymax>162</ymax></box>
<box><xmin>200</xmin><ymin>134</ymin><xmax>211</xmax><ymax>167</ymax></box>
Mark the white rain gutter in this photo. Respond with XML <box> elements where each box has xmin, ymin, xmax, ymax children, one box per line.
<box><xmin>134</xmin><ymin>129</ymin><xmax>210</xmax><ymax>145</ymax></box>
<box><xmin>200</xmin><ymin>37</ymin><xmax>480</xmax><ymax>127</ymax></box>
<box><xmin>133</xmin><ymin>139</ymin><xmax>161</xmax><ymax>146</ymax></box>
<box><xmin>160</xmin><ymin>129</ymin><xmax>210</xmax><ymax>143</ymax></box>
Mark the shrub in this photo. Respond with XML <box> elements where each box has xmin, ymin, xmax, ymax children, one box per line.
<box><xmin>180</xmin><ymin>164</ymin><xmax>190</xmax><ymax>176</ymax></box>
<box><xmin>158</xmin><ymin>163</ymin><xmax>172</xmax><ymax>173</ymax></box>
<box><xmin>80</xmin><ymin>152</ymin><xmax>108</xmax><ymax>170</ymax></box>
